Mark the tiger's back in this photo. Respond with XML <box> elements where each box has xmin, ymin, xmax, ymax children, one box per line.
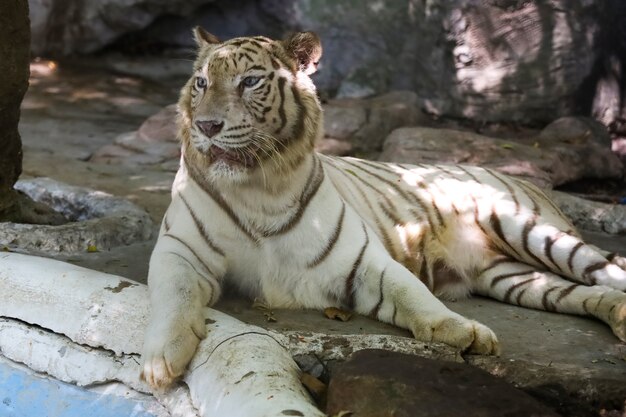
<box><xmin>326</xmin><ymin>155</ymin><xmax>625</xmax><ymax>292</ymax></box>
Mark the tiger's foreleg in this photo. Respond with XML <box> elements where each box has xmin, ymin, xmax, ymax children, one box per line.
<box><xmin>141</xmin><ymin>248</ymin><xmax>223</xmax><ymax>389</ymax></box>
<box><xmin>353</xmin><ymin>254</ymin><xmax>500</xmax><ymax>355</ymax></box>
<box><xmin>475</xmin><ymin>258</ymin><xmax>626</xmax><ymax>342</ymax></box>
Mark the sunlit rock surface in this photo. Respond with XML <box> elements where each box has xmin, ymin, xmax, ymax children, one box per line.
<box><xmin>380</xmin><ymin>117</ymin><xmax>623</xmax><ymax>189</ymax></box>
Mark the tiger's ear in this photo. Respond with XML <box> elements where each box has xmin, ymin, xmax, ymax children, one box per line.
<box><xmin>193</xmin><ymin>26</ymin><xmax>220</xmax><ymax>47</ymax></box>
<box><xmin>283</xmin><ymin>31</ymin><xmax>322</xmax><ymax>75</ymax></box>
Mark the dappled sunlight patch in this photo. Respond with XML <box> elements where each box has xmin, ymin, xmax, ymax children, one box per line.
<box><xmin>30</xmin><ymin>58</ymin><xmax>58</xmax><ymax>77</ymax></box>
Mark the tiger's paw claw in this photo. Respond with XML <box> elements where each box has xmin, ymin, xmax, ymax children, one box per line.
<box><xmin>140</xmin><ymin>315</ymin><xmax>206</xmax><ymax>390</ymax></box>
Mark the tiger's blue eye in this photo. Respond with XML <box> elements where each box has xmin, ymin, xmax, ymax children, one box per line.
<box><xmin>241</xmin><ymin>76</ymin><xmax>261</xmax><ymax>88</ymax></box>
<box><xmin>196</xmin><ymin>77</ymin><xmax>207</xmax><ymax>89</ymax></box>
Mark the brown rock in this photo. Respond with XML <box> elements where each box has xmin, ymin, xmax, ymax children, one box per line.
<box><xmin>136</xmin><ymin>104</ymin><xmax>178</xmax><ymax>143</ymax></box>
<box><xmin>88</xmin><ymin>143</ymin><xmax>140</xmax><ymax>165</ymax></box>
<box><xmin>315</xmin><ymin>138</ymin><xmax>353</xmax><ymax>156</ymax></box>
<box><xmin>324</xmin><ymin>91</ymin><xmax>426</xmax><ymax>154</ymax></box>
<box><xmin>90</xmin><ymin>104</ymin><xmax>180</xmax><ymax>165</ymax></box>
<box><xmin>115</xmin><ymin>132</ymin><xmax>180</xmax><ymax>159</ymax></box>
<box><xmin>380</xmin><ymin>119</ymin><xmax>623</xmax><ymax>188</ymax></box>
<box><xmin>326</xmin><ymin>349</ymin><xmax>561</xmax><ymax>417</ymax></box>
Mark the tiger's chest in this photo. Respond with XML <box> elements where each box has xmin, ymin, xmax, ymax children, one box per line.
<box><xmin>182</xmin><ymin>178</ymin><xmax>364</xmax><ymax>309</ymax></box>
<box><xmin>220</xmin><ymin>226</ymin><xmax>356</xmax><ymax>309</ymax></box>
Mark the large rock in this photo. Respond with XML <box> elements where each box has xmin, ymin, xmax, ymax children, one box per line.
<box><xmin>323</xmin><ymin>91</ymin><xmax>425</xmax><ymax>154</ymax></box>
<box><xmin>379</xmin><ymin>117</ymin><xmax>623</xmax><ymax>188</ymax></box>
<box><xmin>326</xmin><ymin>349</ymin><xmax>561</xmax><ymax>417</ymax></box>
<box><xmin>29</xmin><ymin>0</ymin><xmax>626</xmax><ymax>126</ymax></box>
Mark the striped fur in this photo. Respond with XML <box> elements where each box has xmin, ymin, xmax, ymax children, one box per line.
<box><xmin>140</xmin><ymin>29</ymin><xmax>626</xmax><ymax>389</ymax></box>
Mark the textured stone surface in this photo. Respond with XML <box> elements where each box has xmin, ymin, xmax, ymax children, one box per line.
<box><xmin>326</xmin><ymin>349</ymin><xmax>561</xmax><ymax>417</ymax></box>
<box><xmin>256</xmin><ymin>0</ymin><xmax>610</xmax><ymax>124</ymax></box>
<box><xmin>28</xmin><ymin>0</ymin><xmax>626</xmax><ymax>125</ymax></box>
<box><xmin>380</xmin><ymin>118</ymin><xmax>623</xmax><ymax>188</ymax></box>
<box><xmin>0</xmin><ymin>178</ymin><xmax>153</xmax><ymax>253</ymax></box>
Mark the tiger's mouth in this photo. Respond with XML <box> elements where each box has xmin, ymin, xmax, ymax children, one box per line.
<box><xmin>209</xmin><ymin>144</ymin><xmax>258</xmax><ymax>168</ymax></box>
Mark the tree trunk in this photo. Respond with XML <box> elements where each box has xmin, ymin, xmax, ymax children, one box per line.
<box><xmin>0</xmin><ymin>0</ymin><xmax>65</xmax><ymax>225</ymax></box>
<box><xmin>0</xmin><ymin>0</ymin><xmax>29</xmax><ymax>216</ymax></box>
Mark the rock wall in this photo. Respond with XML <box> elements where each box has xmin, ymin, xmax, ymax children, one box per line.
<box><xmin>28</xmin><ymin>0</ymin><xmax>214</xmax><ymax>56</ymax></box>
<box><xmin>28</xmin><ymin>0</ymin><xmax>626</xmax><ymax>126</ymax></box>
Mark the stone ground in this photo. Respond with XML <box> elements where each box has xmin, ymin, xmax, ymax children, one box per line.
<box><xmin>17</xmin><ymin>56</ymin><xmax>626</xmax><ymax>416</ymax></box>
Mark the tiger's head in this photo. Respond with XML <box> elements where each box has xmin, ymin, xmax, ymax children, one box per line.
<box><xmin>179</xmin><ymin>27</ymin><xmax>323</xmax><ymax>184</ymax></box>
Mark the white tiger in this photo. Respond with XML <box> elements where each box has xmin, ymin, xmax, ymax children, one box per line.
<box><xmin>140</xmin><ymin>28</ymin><xmax>626</xmax><ymax>389</ymax></box>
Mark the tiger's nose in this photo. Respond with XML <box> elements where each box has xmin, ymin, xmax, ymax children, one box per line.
<box><xmin>195</xmin><ymin>120</ymin><xmax>224</xmax><ymax>138</ymax></box>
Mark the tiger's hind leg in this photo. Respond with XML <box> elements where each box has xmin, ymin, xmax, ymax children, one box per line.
<box><xmin>474</xmin><ymin>258</ymin><xmax>626</xmax><ymax>342</ymax></box>
<box><xmin>497</xmin><ymin>220</ymin><xmax>626</xmax><ymax>290</ymax></box>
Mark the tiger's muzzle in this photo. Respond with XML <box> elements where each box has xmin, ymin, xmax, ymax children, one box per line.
<box><xmin>209</xmin><ymin>144</ymin><xmax>258</xmax><ymax>168</ymax></box>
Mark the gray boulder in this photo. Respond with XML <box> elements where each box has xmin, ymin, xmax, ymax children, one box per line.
<box><xmin>547</xmin><ymin>190</ymin><xmax>626</xmax><ymax>235</ymax></box>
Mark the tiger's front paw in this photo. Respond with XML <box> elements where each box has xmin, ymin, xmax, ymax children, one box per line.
<box><xmin>410</xmin><ymin>316</ymin><xmax>500</xmax><ymax>355</ymax></box>
<box><xmin>140</xmin><ymin>313</ymin><xmax>207</xmax><ymax>390</ymax></box>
